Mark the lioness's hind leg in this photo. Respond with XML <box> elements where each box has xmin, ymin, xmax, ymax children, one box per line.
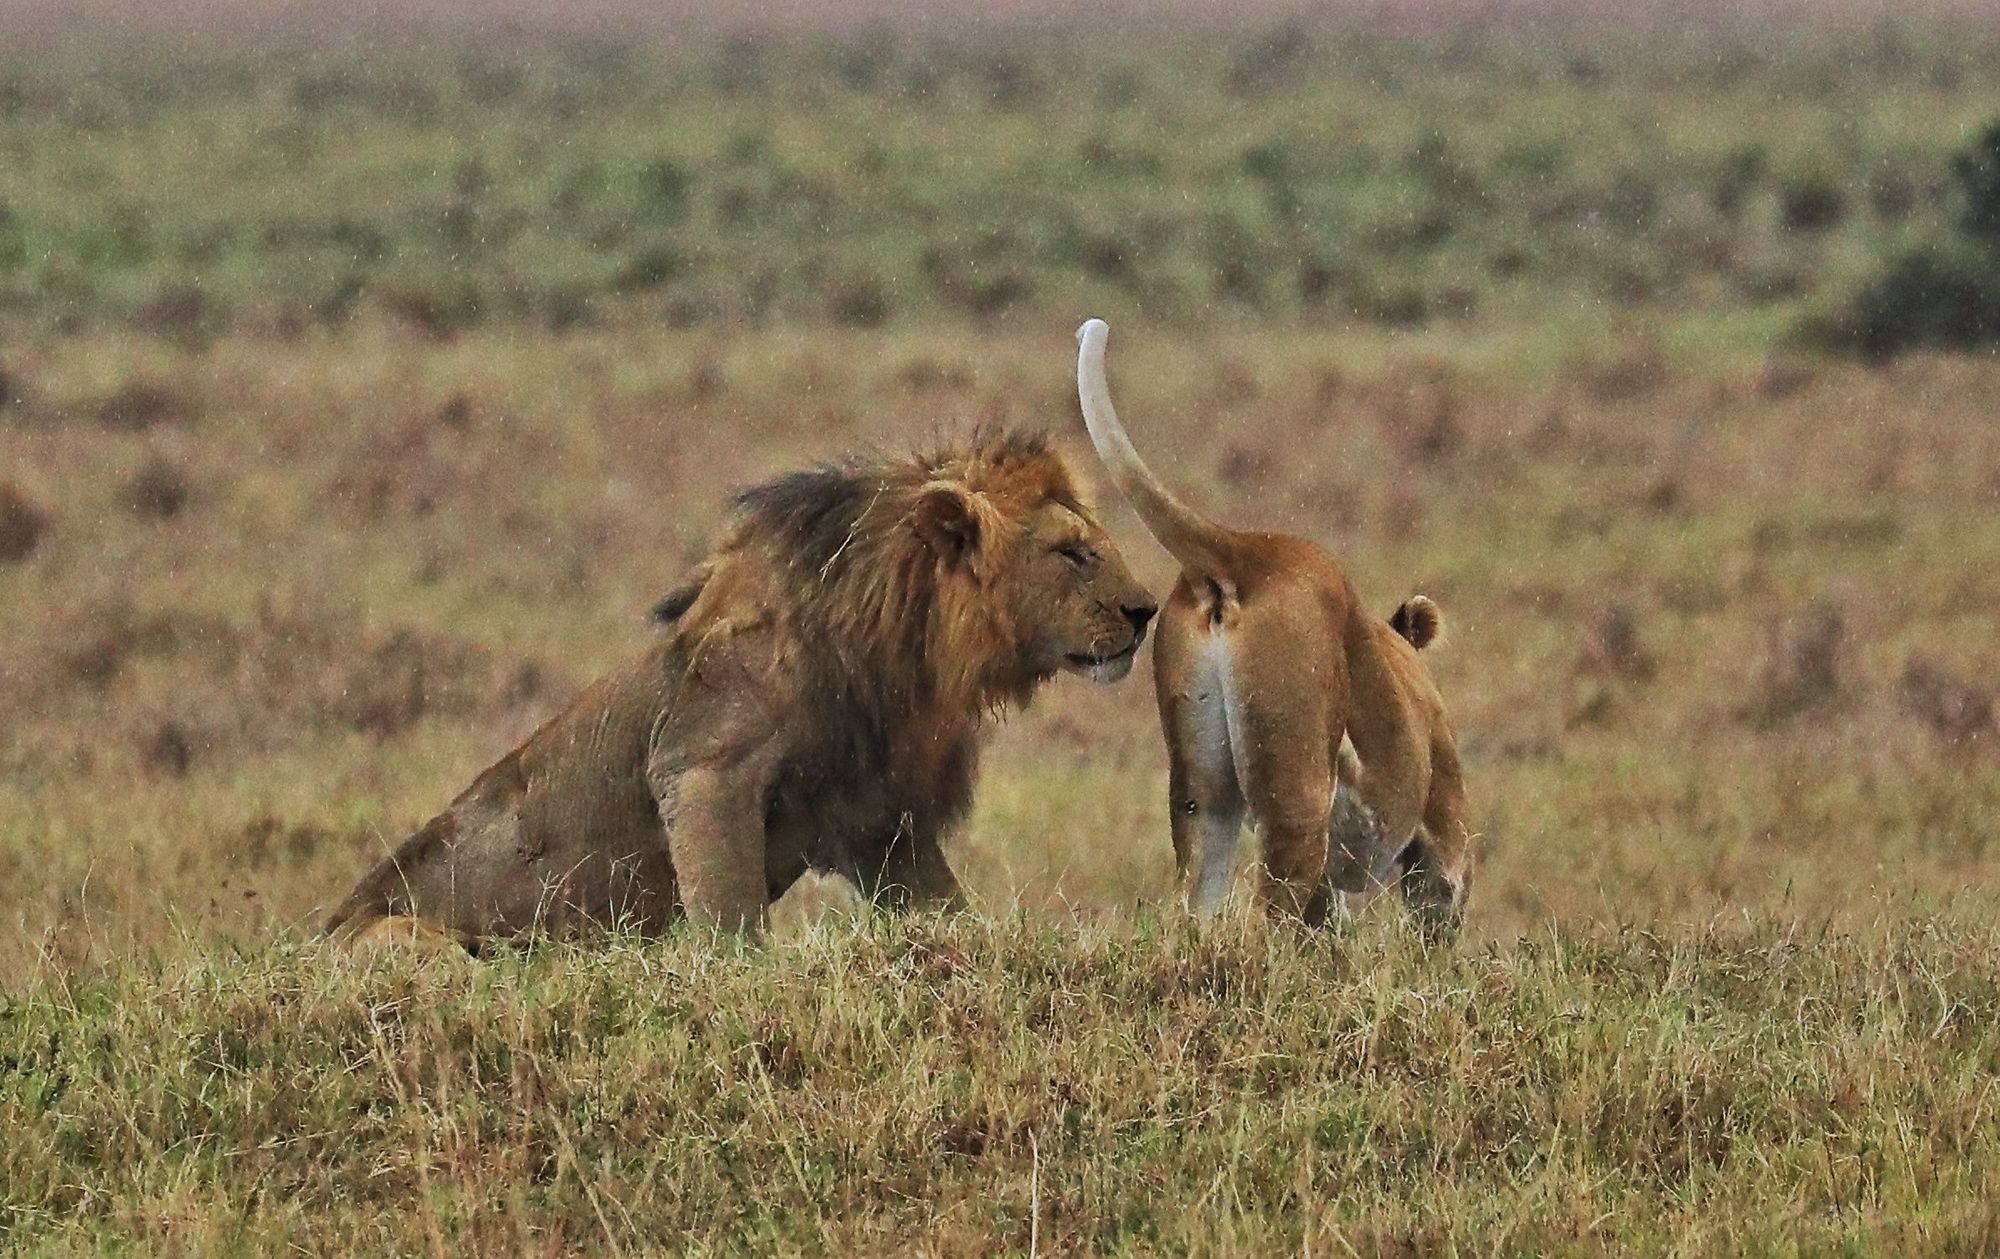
<box><xmin>1399</xmin><ymin>737</ymin><xmax>1474</xmax><ymax>940</ymax></box>
<box><xmin>1162</xmin><ymin>630</ymin><xmax>1247</xmax><ymax>918</ymax></box>
<box><xmin>1228</xmin><ymin>623</ymin><xmax>1340</xmax><ymax>923</ymax></box>
<box><xmin>1174</xmin><ymin>777</ymin><xmax>1245</xmax><ymax>919</ymax></box>
<box><xmin>1397</xmin><ymin>835</ymin><xmax>1469</xmax><ymax>941</ymax></box>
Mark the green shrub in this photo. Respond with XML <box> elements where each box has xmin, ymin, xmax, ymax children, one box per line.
<box><xmin>1711</xmin><ymin>145</ymin><xmax>1767</xmax><ymax>221</ymax></box>
<box><xmin>613</xmin><ymin>244</ymin><xmax>686</xmax><ymax>292</ymax></box>
<box><xmin>1818</xmin><ymin>121</ymin><xmax>2000</xmax><ymax>358</ymax></box>
<box><xmin>1823</xmin><ymin>245</ymin><xmax>2000</xmax><ymax>359</ymax></box>
<box><xmin>829</xmin><ymin>274</ymin><xmax>892</xmax><ymax>327</ymax></box>
<box><xmin>1778</xmin><ymin>173</ymin><xmax>1846</xmax><ymax>233</ymax></box>
<box><xmin>1952</xmin><ymin>122</ymin><xmax>2000</xmax><ymax>245</ymax></box>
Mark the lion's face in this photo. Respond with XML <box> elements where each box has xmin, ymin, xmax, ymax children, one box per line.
<box><xmin>907</xmin><ymin>453</ymin><xmax>1156</xmax><ymax>694</ymax></box>
<box><xmin>999</xmin><ymin>500</ymin><xmax>1158</xmax><ymax>685</ymax></box>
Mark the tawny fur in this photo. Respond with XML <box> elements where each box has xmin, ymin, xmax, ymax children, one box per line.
<box><xmin>1075</xmin><ymin>320</ymin><xmax>1474</xmax><ymax>935</ymax></box>
<box><xmin>326</xmin><ymin>431</ymin><xmax>1156</xmax><ymax>950</ymax></box>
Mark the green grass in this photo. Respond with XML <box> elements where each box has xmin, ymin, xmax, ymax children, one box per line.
<box><xmin>3</xmin><ymin>25</ymin><xmax>2000</xmax><ymax>346</ymax></box>
<box><xmin>8</xmin><ymin>914</ymin><xmax>2000</xmax><ymax>1255</ymax></box>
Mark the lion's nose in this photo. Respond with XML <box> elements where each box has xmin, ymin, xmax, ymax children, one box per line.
<box><xmin>1123</xmin><ymin>601</ymin><xmax>1158</xmax><ymax>637</ymax></box>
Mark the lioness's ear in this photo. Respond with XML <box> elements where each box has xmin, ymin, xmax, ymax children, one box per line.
<box><xmin>912</xmin><ymin>482</ymin><xmax>984</xmax><ymax>566</ymax></box>
<box><xmin>1390</xmin><ymin>594</ymin><xmax>1442</xmax><ymax>649</ymax></box>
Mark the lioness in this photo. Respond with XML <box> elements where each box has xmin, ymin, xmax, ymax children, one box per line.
<box><xmin>1075</xmin><ymin>320</ymin><xmax>1473</xmax><ymax>934</ymax></box>
<box><xmin>326</xmin><ymin>431</ymin><xmax>1157</xmax><ymax>949</ymax></box>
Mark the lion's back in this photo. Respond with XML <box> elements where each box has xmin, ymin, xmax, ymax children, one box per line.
<box><xmin>327</xmin><ymin>638</ymin><xmax>689</xmax><ymax>940</ymax></box>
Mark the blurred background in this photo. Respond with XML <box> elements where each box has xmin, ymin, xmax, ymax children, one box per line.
<box><xmin>4</xmin><ymin>0</ymin><xmax>2000</xmax><ymax>975</ymax></box>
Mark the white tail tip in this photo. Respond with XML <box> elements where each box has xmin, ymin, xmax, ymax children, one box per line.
<box><xmin>1077</xmin><ymin>317</ymin><xmax>1109</xmax><ymax>348</ymax></box>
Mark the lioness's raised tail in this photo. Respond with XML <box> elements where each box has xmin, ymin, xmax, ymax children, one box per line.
<box><xmin>1074</xmin><ymin>318</ymin><xmax>1240</xmax><ymax>589</ymax></box>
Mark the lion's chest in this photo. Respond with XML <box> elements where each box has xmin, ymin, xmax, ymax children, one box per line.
<box><xmin>767</xmin><ymin>715</ymin><xmax>980</xmax><ymax>875</ymax></box>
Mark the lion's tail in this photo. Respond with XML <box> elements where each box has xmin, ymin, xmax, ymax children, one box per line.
<box><xmin>1076</xmin><ymin>318</ymin><xmax>1239</xmax><ymax>588</ymax></box>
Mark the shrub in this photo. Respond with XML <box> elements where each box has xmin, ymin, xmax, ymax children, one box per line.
<box><xmin>96</xmin><ymin>381</ymin><xmax>193</xmax><ymax>431</ymax></box>
<box><xmin>1826</xmin><ymin>246</ymin><xmax>2000</xmax><ymax>359</ymax></box>
<box><xmin>1225</xmin><ymin>22</ymin><xmax>1313</xmax><ymax>97</ymax></box>
<box><xmin>613</xmin><ymin>244</ymin><xmax>686</xmax><ymax>293</ymax></box>
<box><xmin>637</xmin><ymin>159</ymin><xmax>695</xmax><ymax>226</ymax></box>
<box><xmin>1866</xmin><ymin>165</ymin><xmax>1920</xmax><ymax>223</ymax></box>
<box><xmin>1778</xmin><ymin>173</ymin><xmax>1846</xmax><ymax>233</ymax></box>
<box><xmin>1952</xmin><ymin>122</ymin><xmax>2000</xmax><ymax>246</ymax></box>
<box><xmin>378</xmin><ymin>279</ymin><xmax>484</xmax><ymax>339</ymax></box>
<box><xmin>829</xmin><ymin>275</ymin><xmax>892</xmax><ymax>327</ymax></box>
<box><xmin>1711</xmin><ymin>145</ymin><xmax>1767</xmax><ymax>221</ymax></box>
<box><xmin>1818</xmin><ymin>121</ymin><xmax>2000</xmax><ymax>358</ymax></box>
<box><xmin>922</xmin><ymin>236</ymin><xmax>1033</xmax><ymax>319</ymax></box>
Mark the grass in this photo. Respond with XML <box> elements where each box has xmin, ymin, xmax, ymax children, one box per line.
<box><xmin>6</xmin><ymin>14</ymin><xmax>2000</xmax><ymax>1254</ymax></box>
<box><xmin>4</xmin><ymin>24</ymin><xmax>2000</xmax><ymax>344</ymax></box>
<box><xmin>9</xmin><ymin>914</ymin><xmax>2000</xmax><ymax>1254</ymax></box>
<box><xmin>4</xmin><ymin>318</ymin><xmax>1998</xmax><ymax>1251</ymax></box>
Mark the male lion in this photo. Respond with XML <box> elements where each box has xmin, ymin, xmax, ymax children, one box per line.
<box><xmin>325</xmin><ymin>430</ymin><xmax>1157</xmax><ymax>950</ymax></box>
<box><xmin>1075</xmin><ymin>320</ymin><xmax>1473</xmax><ymax>935</ymax></box>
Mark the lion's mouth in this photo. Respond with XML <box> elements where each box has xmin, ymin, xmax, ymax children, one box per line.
<box><xmin>1064</xmin><ymin>642</ymin><xmax>1139</xmax><ymax>683</ymax></box>
<box><xmin>1066</xmin><ymin>643</ymin><xmax>1137</xmax><ymax>670</ymax></box>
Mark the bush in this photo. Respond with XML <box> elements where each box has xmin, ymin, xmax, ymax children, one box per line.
<box><xmin>1952</xmin><ymin>122</ymin><xmax>2000</xmax><ymax>246</ymax></box>
<box><xmin>613</xmin><ymin>244</ymin><xmax>686</xmax><ymax>293</ymax></box>
<box><xmin>636</xmin><ymin>158</ymin><xmax>695</xmax><ymax>226</ymax></box>
<box><xmin>1824</xmin><ymin>246</ymin><xmax>2000</xmax><ymax>359</ymax></box>
<box><xmin>1819</xmin><ymin>121</ymin><xmax>2000</xmax><ymax>358</ymax></box>
<box><xmin>828</xmin><ymin>275</ymin><xmax>892</xmax><ymax>327</ymax></box>
<box><xmin>122</xmin><ymin>456</ymin><xmax>193</xmax><ymax>520</ymax></box>
<box><xmin>1712</xmin><ymin>144</ymin><xmax>1767</xmax><ymax>221</ymax></box>
<box><xmin>1778</xmin><ymin>173</ymin><xmax>1846</xmax><ymax>233</ymax></box>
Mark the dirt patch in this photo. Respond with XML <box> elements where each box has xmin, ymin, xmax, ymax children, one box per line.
<box><xmin>235</xmin><ymin>814</ymin><xmax>342</xmax><ymax>869</ymax></box>
<box><xmin>122</xmin><ymin>456</ymin><xmax>194</xmax><ymax>519</ymax></box>
<box><xmin>1580</xmin><ymin>602</ymin><xmax>1656</xmax><ymax>683</ymax></box>
<box><xmin>46</xmin><ymin>602</ymin><xmax>244</xmax><ymax>693</ymax></box>
<box><xmin>0</xmin><ymin>483</ymin><xmax>48</xmax><ymax>562</ymax></box>
<box><xmin>1741</xmin><ymin>601</ymin><xmax>1848</xmax><ymax>728</ymax></box>
<box><xmin>335</xmin><ymin>627</ymin><xmax>513</xmax><ymax>737</ymax></box>
<box><xmin>96</xmin><ymin>382</ymin><xmax>197</xmax><ymax>431</ymax></box>
<box><xmin>1901</xmin><ymin>657</ymin><xmax>1994</xmax><ymax>748</ymax></box>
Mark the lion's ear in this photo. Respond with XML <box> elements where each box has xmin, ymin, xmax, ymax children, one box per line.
<box><xmin>649</xmin><ymin>562</ymin><xmax>712</xmax><ymax>628</ymax></box>
<box><xmin>912</xmin><ymin>482</ymin><xmax>984</xmax><ymax>566</ymax></box>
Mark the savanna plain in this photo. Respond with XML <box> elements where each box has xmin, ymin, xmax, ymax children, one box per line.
<box><xmin>5</xmin><ymin>14</ymin><xmax>2000</xmax><ymax>1254</ymax></box>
